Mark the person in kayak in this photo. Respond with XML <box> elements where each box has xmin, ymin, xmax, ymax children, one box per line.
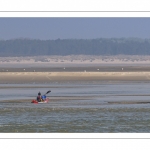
<box><xmin>37</xmin><ymin>92</ymin><xmax>42</xmax><ymax>102</ymax></box>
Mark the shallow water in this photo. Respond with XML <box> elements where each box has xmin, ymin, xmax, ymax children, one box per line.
<box><xmin>0</xmin><ymin>82</ymin><xmax>150</xmax><ymax>132</ymax></box>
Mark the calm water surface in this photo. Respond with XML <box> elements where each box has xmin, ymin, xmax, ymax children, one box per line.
<box><xmin>0</xmin><ymin>82</ymin><xmax>150</xmax><ymax>133</ymax></box>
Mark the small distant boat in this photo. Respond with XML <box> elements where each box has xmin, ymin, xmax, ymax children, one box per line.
<box><xmin>31</xmin><ymin>90</ymin><xmax>51</xmax><ymax>104</ymax></box>
<box><xmin>31</xmin><ymin>98</ymin><xmax>49</xmax><ymax>104</ymax></box>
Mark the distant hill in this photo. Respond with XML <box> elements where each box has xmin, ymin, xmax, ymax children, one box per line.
<box><xmin>0</xmin><ymin>38</ymin><xmax>150</xmax><ymax>56</ymax></box>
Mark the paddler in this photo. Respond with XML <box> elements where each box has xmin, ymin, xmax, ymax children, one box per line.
<box><xmin>37</xmin><ymin>92</ymin><xmax>42</xmax><ymax>102</ymax></box>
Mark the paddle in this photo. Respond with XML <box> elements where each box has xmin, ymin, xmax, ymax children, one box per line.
<box><xmin>44</xmin><ymin>90</ymin><xmax>51</xmax><ymax>95</ymax></box>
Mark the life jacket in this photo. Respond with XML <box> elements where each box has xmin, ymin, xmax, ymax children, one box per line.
<box><xmin>37</xmin><ymin>95</ymin><xmax>42</xmax><ymax>101</ymax></box>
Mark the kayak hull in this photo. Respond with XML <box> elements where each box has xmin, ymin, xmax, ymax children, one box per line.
<box><xmin>31</xmin><ymin>98</ymin><xmax>49</xmax><ymax>104</ymax></box>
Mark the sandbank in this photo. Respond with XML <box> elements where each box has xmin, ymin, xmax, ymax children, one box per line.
<box><xmin>2</xmin><ymin>98</ymin><xmax>150</xmax><ymax>105</ymax></box>
<box><xmin>1</xmin><ymin>72</ymin><xmax>150</xmax><ymax>83</ymax></box>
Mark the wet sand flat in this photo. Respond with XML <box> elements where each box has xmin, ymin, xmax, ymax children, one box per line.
<box><xmin>1</xmin><ymin>72</ymin><xmax>150</xmax><ymax>83</ymax></box>
<box><xmin>2</xmin><ymin>97</ymin><xmax>150</xmax><ymax>105</ymax></box>
<box><xmin>2</xmin><ymin>65</ymin><xmax>150</xmax><ymax>72</ymax></box>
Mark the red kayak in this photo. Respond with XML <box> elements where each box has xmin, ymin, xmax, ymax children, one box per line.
<box><xmin>31</xmin><ymin>98</ymin><xmax>49</xmax><ymax>104</ymax></box>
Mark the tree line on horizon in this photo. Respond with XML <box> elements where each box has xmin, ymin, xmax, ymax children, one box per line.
<box><xmin>0</xmin><ymin>38</ymin><xmax>150</xmax><ymax>56</ymax></box>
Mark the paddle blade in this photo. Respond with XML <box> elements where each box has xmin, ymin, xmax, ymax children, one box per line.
<box><xmin>46</xmin><ymin>90</ymin><xmax>51</xmax><ymax>94</ymax></box>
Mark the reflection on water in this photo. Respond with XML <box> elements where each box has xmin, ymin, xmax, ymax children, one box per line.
<box><xmin>0</xmin><ymin>82</ymin><xmax>150</xmax><ymax>132</ymax></box>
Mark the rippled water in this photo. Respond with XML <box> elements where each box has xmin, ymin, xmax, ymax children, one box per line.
<box><xmin>0</xmin><ymin>82</ymin><xmax>150</xmax><ymax>132</ymax></box>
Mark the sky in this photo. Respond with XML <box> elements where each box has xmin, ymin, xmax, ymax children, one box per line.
<box><xmin>1</xmin><ymin>18</ymin><xmax>150</xmax><ymax>40</ymax></box>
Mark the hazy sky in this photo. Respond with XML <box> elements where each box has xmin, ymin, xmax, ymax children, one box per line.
<box><xmin>1</xmin><ymin>18</ymin><xmax>150</xmax><ymax>40</ymax></box>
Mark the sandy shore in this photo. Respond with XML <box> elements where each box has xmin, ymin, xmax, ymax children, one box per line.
<box><xmin>1</xmin><ymin>71</ymin><xmax>150</xmax><ymax>83</ymax></box>
<box><xmin>1</xmin><ymin>56</ymin><xmax>150</xmax><ymax>83</ymax></box>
